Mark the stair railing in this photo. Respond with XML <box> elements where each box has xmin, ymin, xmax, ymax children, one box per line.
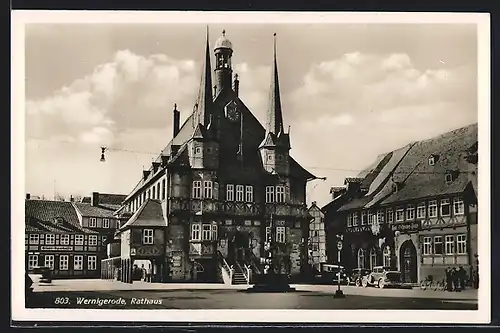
<box><xmin>217</xmin><ymin>251</ymin><xmax>233</xmax><ymax>285</ymax></box>
<box><xmin>244</xmin><ymin>263</ymin><xmax>251</xmax><ymax>285</ymax></box>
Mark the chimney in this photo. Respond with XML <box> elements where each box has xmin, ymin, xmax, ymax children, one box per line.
<box><xmin>70</xmin><ymin>195</ymin><xmax>74</xmax><ymax>202</ymax></box>
<box><xmin>233</xmin><ymin>73</ymin><xmax>239</xmax><ymax>96</ymax></box>
<box><xmin>26</xmin><ymin>193</ymin><xmax>30</xmax><ymax>200</ymax></box>
<box><xmin>173</xmin><ymin>104</ymin><xmax>180</xmax><ymax>137</ymax></box>
<box><xmin>91</xmin><ymin>192</ymin><xmax>99</xmax><ymax>207</ymax></box>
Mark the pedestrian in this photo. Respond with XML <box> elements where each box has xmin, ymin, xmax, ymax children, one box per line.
<box><xmin>458</xmin><ymin>266</ymin><xmax>466</xmax><ymax>291</ymax></box>
<box><xmin>146</xmin><ymin>264</ymin><xmax>152</xmax><ymax>282</ymax></box>
<box><xmin>445</xmin><ymin>268</ymin><xmax>452</xmax><ymax>292</ymax></box>
<box><xmin>141</xmin><ymin>264</ymin><xmax>146</xmax><ymax>281</ymax></box>
<box><xmin>451</xmin><ymin>267</ymin><xmax>459</xmax><ymax>291</ymax></box>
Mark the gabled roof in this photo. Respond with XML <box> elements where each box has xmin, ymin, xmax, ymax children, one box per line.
<box><xmin>25</xmin><ymin>199</ymin><xmax>98</xmax><ymax>234</ymax></box>
<box><xmin>73</xmin><ymin>202</ymin><xmax>116</xmax><ymax>218</ymax></box>
<box><xmin>119</xmin><ymin>199</ymin><xmax>167</xmax><ymax>231</ymax></box>
<box><xmin>380</xmin><ymin>123</ymin><xmax>477</xmax><ymax>204</ymax></box>
<box><xmin>98</xmin><ymin>193</ymin><xmax>127</xmax><ymax>206</ymax></box>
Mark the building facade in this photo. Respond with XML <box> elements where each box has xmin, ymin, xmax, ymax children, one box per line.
<box><xmin>111</xmin><ymin>30</ymin><xmax>316</xmax><ymax>284</ymax></box>
<box><xmin>307</xmin><ymin>203</ymin><xmax>326</xmax><ymax>268</ymax></box>
<box><xmin>324</xmin><ymin>124</ymin><xmax>478</xmax><ymax>285</ymax></box>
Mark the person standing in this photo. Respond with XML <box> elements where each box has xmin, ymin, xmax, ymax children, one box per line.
<box><xmin>445</xmin><ymin>268</ymin><xmax>452</xmax><ymax>292</ymax></box>
<box><xmin>146</xmin><ymin>264</ymin><xmax>152</xmax><ymax>282</ymax></box>
<box><xmin>458</xmin><ymin>266</ymin><xmax>466</xmax><ymax>291</ymax></box>
<box><xmin>451</xmin><ymin>267</ymin><xmax>458</xmax><ymax>291</ymax></box>
<box><xmin>141</xmin><ymin>264</ymin><xmax>146</xmax><ymax>281</ymax></box>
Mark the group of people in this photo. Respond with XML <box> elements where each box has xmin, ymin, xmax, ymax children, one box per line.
<box><xmin>445</xmin><ymin>266</ymin><xmax>469</xmax><ymax>292</ymax></box>
<box><xmin>132</xmin><ymin>264</ymin><xmax>153</xmax><ymax>282</ymax></box>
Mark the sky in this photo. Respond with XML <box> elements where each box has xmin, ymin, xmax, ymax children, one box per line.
<box><xmin>24</xmin><ymin>22</ymin><xmax>479</xmax><ymax>207</ymax></box>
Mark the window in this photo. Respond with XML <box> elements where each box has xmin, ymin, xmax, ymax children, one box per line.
<box><xmin>75</xmin><ymin>235</ymin><xmax>84</xmax><ymax>246</ymax></box>
<box><xmin>116</xmin><ymin>221</ymin><xmax>121</xmax><ymax>229</ymax></box>
<box><xmin>406</xmin><ymin>205</ymin><xmax>415</xmax><ymax>220</ymax></box>
<box><xmin>434</xmin><ymin>236</ymin><xmax>443</xmax><ymax>255</ymax></box>
<box><xmin>88</xmin><ymin>235</ymin><xmax>97</xmax><ymax>246</ymax></box>
<box><xmin>352</xmin><ymin>212</ymin><xmax>359</xmax><ymax>226</ymax></box>
<box><xmin>44</xmin><ymin>255</ymin><xmax>54</xmax><ymax>269</ymax></box>
<box><xmin>162</xmin><ymin>179</ymin><xmax>166</xmax><ymax>200</ymax></box>
<box><xmin>370</xmin><ymin>248</ymin><xmax>377</xmax><ymax>270</ymax></box>
<box><xmin>88</xmin><ymin>256</ymin><xmax>97</xmax><ymax>270</ymax></box>
<box><xmin>195</xmin><ymin>147</ymin><xmax>202</xmax><ymax>154</ymax></box>
<box><xmin>202</xmin><ymin>224</ymin><xmax>211</xmax><ymax>240</ymax></box>
<box><xmin>428</xmin><ymin>200</ymin><xmax>438</xmax><ymax>218</ymax></box>
<box><xmin>445</xmin><ymin>235</ymin><xmax>455</xmax><ymax>255</ymax></box>
<box><xmin>423</xmin><ymin>237</ymin><xmax>432</xmax><ymax>255</ymax></box>
<box><xmin>428</xmin><ymin>156</ymin><xmax>435</xmax><ymax>165</ymax></box>
<box><xmin>347</xmin><ymin>214</ymin><xmax>353</xmax><ymax>227</ymax></box>
<box><xmin>396</xmin><ymin>208</ymin><xmax>404</xmax><ymax>222</ymax></box>
<box><xmin>156</xmin><ymin>183</ymin><xmax>160</xmax><ymax>199</ymax></box>
<box><xmin>265</xmin><ymin>186</ymin><xmax>275</xmax><ymax>203</ymax></box>
<box><xmin>276</xmin><ymin>186</ymin><xmax>285</xmax><ymax>203</ymax></box>
<box><xmin>441</xmin><ymin>199</ymin><xmax>451</xmax><ymax>216</ymax></box>
<box><xmin>245</xmin><ymin>186</ymin><xmax>253</xmax><ymax>202</ymax></box>
<box><xmin>192</xmin><ymin>181</ymin><xmax>202</xmax><ymax>199</ymax></box>
<box><xmin>103</xmin><ymin>218</ymin><xmax>110</xmax><ymax>228</ymax></box>
<box><xmin>211</xmin><ymin>224</ymin><xmax>218</xmax><ymax>240</ymax></box>
<box><xmin>383</xmin><ymin>247</ymin><xmax>391</xmax><ymax>267</ymax></box>
<box><xmin>143</xmin><ymin>229</ymin><xmax>154</xmax><ymax>244</ymax></box>
<box><xmin>457</xmin><ymin>234</ymin><xmax>467</xmax><ymax>254</ymax></box>
<box><xmin>357</xmin><ymin>248</ymin><xmax>365</xmax><ymax>268</ymax></box>
<box><xmin>60</xmin><ymin>234</ymin><xmax>69</xmax><ymax>245</ymax></box>
<box><xmin>236</xmin><ymin>185</ymin><xmax>244</xmax><ymax>202</ymax></box>
<box><xmin>368</xmin><ymin>212</ymin><xmax>374</xmax><ymax>225</ymax></box>
<box><xmin>361</xmin><ymin>211</ymin><xmax>367</xmax><ymax>225</ymax></box>
<box><xmin>377</xmin><ymin>210</ymin><xmax>385</xmax><ymax>224</ymax></box>
<box><xmin>454</xmin><ymin>198</ymin><xmax>464</xmax><ymax>215</ymax></box>
<box><xmin>46</xmin><ymin>234</ymin><xmax>55</xmax><ymax>245</ymax></box>
<box><xmin>28</xmin><ymin>255</ymin><xmax>38</xmax><ymax>270</ymax></box>
<box><xmin>386</xmin><ymin>209</ymin><xmax>393</xmax><ymax>223</ymax></box>
<box><xmin>191</xmin><ymin>224</ymin><xmax>201</xmax><ymax>241</ymax></box>
<box><xmin>89</xmin><ymin>218</ymin><xmax>97</xmax><ymax>228</ymax></box>
<box><xmin>226</xmin><ymin>184</ymin><xmax>234</xmax><ymax>201</ymax></box>
<box><xmin>29</xmin><ymin>234</ymin><xmax>39</xmax><ymax>244</ymax></box>
<box><xmin>276</xmin><ymin>226</ymin><xmax>286</xmax><ymax>243</ymax></box>
<box><xmin>74</xmin><ymin>255</ymin><xmax>83</xmax><ymax>270</ymax></box>
<box><xmin>445</xmin><ymin>173</ymin><xmax>453</xmax><ymax>183</ymax></box>
<box><xmin>417</xmin><ymin>203</ymin><xmax>426</xmax><ymax>219</ymax></box>
<box><xmin>59</xmin><ymin>255</ymin><xmax>69</xmax><ymax>270</ymax></box>
<box><xmin>203</xmin><ymin>181</ymin><xmax>213</xmax><ymax>199</ymax></box>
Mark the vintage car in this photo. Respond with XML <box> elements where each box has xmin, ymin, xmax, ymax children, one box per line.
<box><xmin>28</xmin><ymin>266</ymin><xmax>53</xmax><ymax>285</ymax></box>
<box><xmin>349</xmin><ymin>268</ymin><xmax>372</xmax><ymax>287</ymax></box>
<box><xmin>362</xmin><ymin>266</ymin><xmax>402</xmax><ymax>289</ymax></box>
<box><xmin>313</xmin><ymin>264</ymin><xmax>349</xmax><ymax>285</ymax></box>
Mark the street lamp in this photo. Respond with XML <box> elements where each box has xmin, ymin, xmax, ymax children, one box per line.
<box><xmin>334</xmin><ymin>234</ymin><xmax>345</xmax><ymax>298</ymax></box>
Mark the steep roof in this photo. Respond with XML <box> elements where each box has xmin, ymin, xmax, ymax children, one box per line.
<box><xmin>119</xmin><ymin>199</ymin><xmax>167</xmax><ymax>230</ymax></box>
<box><xmin>73</xmin><ymin>202</ymin><xmax>116</xmax><ymax>218</ymax></box>
<box><xmin>25</xmin><ymin>199</ymin><xmax>97</xmax><ymax>234</ymax></box>
<box><xmin>381</xmin><ymin>123</ymin><xmax>478</xmax><ymax>204</ymax></box>
<box><xmin>97</xmin><ymin>193</ymin><xmax>127</xmax><ymax>206</ymax></box>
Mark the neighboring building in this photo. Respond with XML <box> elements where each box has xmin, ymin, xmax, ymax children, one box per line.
<box><xmin>111</xmin><ymin>30</ymin><xmax>316</xmax><ymax>284</ymax></box>
<box><xmin>307</xmin><ymin>203</ymin><xmax>326</xmax><ymax>268</ymax></box>
<box><xmin>323</xmin><ymin>123</ymin><xmax>478</xmax><ymax>285</ymax></box>
<box><xmin>25</xmin><ymin>196</ymin><xmax>103</xmax><ymax>278</ymax></box>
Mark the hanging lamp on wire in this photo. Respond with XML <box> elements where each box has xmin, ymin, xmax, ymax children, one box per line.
<box><xmin>100</xmin><ymin>146</ymin><xmax>107</xmax><ymax>162</ymax></box>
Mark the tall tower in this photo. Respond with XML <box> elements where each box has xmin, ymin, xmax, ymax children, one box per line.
<box><xmin>213</xmin><ymin>30</ymin><xmax>233</xmax><ymax>96</ymax></box>
<box><xmin>259</xmin><ymin>33</ymin><xmax>291</xmax><ymax>175</ymax></box>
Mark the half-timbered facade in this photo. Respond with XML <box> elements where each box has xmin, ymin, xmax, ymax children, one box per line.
<box><xmin>25</xmin><ymin>198</ymin><xmax>104</xmax><ymax>278</ymax></box>
<box><xmin>112</xmin><ymin>29</ymin><xmax>315</xmax><ymax>284</ymax></box>
<box><xmin>324</xmin><ymin>123</ymin><xmax>478</xmax><ymax>285</ymax></box>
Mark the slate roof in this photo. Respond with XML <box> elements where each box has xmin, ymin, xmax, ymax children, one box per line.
<box><xmin>98</xmin><ymin>193</ymin><xmax>127</xmax><ymax>206</ymax></box>
<box><xmin>119</xmin><ymin>199</ymin><xmax>167</xmax><ymax>231</ymax></box>
<box><xmin>336</xmin><ymin>123</ymin><xmax>478</xmax><ymax>211</ymax></box>
<box><xmin>73</xmin><ymin>202</ymin><xmax>116</xmax><ymax>218</ymax></box>
<box><xmin>25</xmin><ymin>199</ymin><xmax>98</xmax><ymax>234</ymax></box>
<box><xmin>381</xmin><ymin>123</ymin><xmax>478</xmax><ymax>204</ymax></box>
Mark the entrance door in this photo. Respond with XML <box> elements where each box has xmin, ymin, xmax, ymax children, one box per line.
<box><xmin>400</xmin><ymin>241</ymin><xmax>417</xmax><ymax>283</ymax></box>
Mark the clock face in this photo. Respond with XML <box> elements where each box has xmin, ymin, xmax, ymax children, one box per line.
<box><xmin>225</xmin><ymin>101</ymin><xmax>240</xmax><ymax>122</ymax></box>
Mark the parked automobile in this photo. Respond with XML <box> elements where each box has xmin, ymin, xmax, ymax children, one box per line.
<box><xmin>362</xmin><ymin>266</ymin><xmax>402</xmax><ymax>289</ymax></box>
<box><xmin>349</xmin><ymin>268</ymin><xmax>371</xmax><ymax>287</ymax></box>
<box><xmin>316</xmin><ymin>264</ymin><xmax>349</xmax><ymax>285</ymax></box>
<box><xmin>28</xmin><ymin>266</ymin><xmax>53</xmax><ymax>285</ymax></box>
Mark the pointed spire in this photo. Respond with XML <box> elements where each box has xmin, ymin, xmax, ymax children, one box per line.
<box><xmin>195</xmin><ymin>26</ymin><xmax>213</xmax><ymax>126</ymax></box>
<box><xmin>266</xmin><ymin>33</ymin><xmax>284</xmax><ymax>137</ymax></box>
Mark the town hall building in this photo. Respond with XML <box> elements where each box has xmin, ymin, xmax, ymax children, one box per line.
<box><xmin>104</xmin><ymin>29</ymin><xmax>316</xmax><ymax>284</ymax></box>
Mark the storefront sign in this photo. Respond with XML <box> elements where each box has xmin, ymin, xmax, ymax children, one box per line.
<box><xmin>40</xmin><ymin>246</ymin><xmax>73</xmax><ymax>251</ymax></box>
<box><xmin>391</xmin><ymin>221</ymin><xmax>421</xmax><ymax>233</ymax></box>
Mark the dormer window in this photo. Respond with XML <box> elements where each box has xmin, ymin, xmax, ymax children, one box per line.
<box><xmin>54</xmin><ymin>217</ymin><xmax>63</xmax><ymax>224</ymax></box>
<box><xmin>428</xmin><ymin>154</ymin><xmax>439</xmax><ymax>166</ymax></box>
<box><xmin>195</xmin><ymin>147</ymin><xmax>202</xmax><ymax>154</ymax></box>
<box><xmin>445</xmin><ymin>173</ymin><xmax>453</xmax><ymax>183</ymax></box>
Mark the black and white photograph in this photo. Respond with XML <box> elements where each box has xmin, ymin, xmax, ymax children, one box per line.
<box><xmin>11</xmin><ymin>11</ymin><xmax>490</xmax><ymax>324</ymax></box>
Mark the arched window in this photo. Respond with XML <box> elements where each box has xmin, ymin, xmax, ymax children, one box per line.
<box><xmin>383</xmin><ymin>246</ymin><xmax>391</xmax><ymax>268</ymax></box>
<box><xmin>370</xmin><ymin>248</ymin><xmax>377</xmax><ymax>269</ymax></box>
<box><xmin>357</xmin><ymin>248</ymin><xmax>365</xmax><ymax>268</ymax></box>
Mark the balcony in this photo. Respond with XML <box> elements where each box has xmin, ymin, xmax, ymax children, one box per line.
<box><xmin>168</xmin><ymin>198</ymin><xmax>261</xmax><ymax>217</ymax></box>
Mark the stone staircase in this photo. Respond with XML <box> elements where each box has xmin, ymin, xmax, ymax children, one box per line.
<box><xmin>231</xmin><ymin>264</ymin><xmax>249</xmax><ymax>285</ymax></box>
